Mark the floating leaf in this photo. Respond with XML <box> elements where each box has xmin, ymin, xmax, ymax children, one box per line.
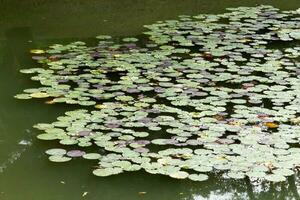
<box><xmin>30</xmin><ymin>92</ymin><xmax>49</xmax><ymax>98</ymax></box>
<box><xmin>46</xmin><ymin>148</ymin><xmax>67</xmax><ymax>156</ymax></box>
<box><xmin>49</xmin><ymin>155</ymin><xmax>72</xmax><ymax>162</ymax></box>
<box><xmin>30</xmin><ymin>49</ymin><xmax>45</xmax><ymax>54</ymax></box>
<box><xmin>83</xmin><ymin>153</ymin><xmax>102</xmax><ymax>160</ymax></box>
<box><xmin>66</xmin><ymin>150</ymin><xmax>86</xmax><ymax>157</ymax></box>
<box><xmin>169</xmin><ymin>171</ymin><xmax>189</xmax><ymax>179</ymax></box>
<box><xmin>188</xmin><ymin>174</ymin><xmax>209</xmax><ymax>181</ymax></box>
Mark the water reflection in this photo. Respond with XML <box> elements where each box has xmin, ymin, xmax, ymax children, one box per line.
<box><xmin>178</xmin><ymin>175</ymin><xmax>300</xmax><ymax>200</ymax></box>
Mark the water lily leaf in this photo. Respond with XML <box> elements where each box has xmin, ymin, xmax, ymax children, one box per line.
<box><xmin>169</xmin><ymin>171</ymin><xmax>189</xmax><ymax>179</ymax></box>
<box><xmin>82</xmin><ymin>153</ymin><xmax>102</xmax><ymax>160</ymax></box>
<box><xmin>93</xmin><ymin>167</ymin><xmax>123</xmax><ymax>177</ymax></box>
<box><xmin>96</xmin><ymin>35</ymin><xmax>112</xmax><ymax>40</ymax></box>
<box><xmin>188</xmin><ymin>173</ymin><xmax>209</xmax><ymax>181</ymax></box>
<box><xmin>30</xmin><ymin>92</ymin><xmax>49</xmax><ymax>98</ymax></box>
<box><xmin>265</xmin><ymin>174</ymin><xmax>286</xmax><ymax>182</ymax></box>
<box><xmin>66</xmin><ymin>150</ymin><xmax>86</xmax><ymax>157</ymax></box>
<box><xmin>46</xmin><ymin>148</ymin><xmax>67</xmax><ymax>156</ymax></box>
<box><xmin>37</xmin><ymin>134</ymin><xmax>58</xmax><ymax>140</ymax></box>
<box><xmin>49</xmin><ymin>155</ymin><xmax>72</xmax><ymax>162</ymax></box>
<box><xmin>30</xmin><ymin>49</ymin><xmax>45</xmax><ymax>54</ymax></box>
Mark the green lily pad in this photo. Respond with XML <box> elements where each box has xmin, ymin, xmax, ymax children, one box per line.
<box><xmin>169</xmin><ymin>171</ymin><xmax>189</xmax><ymax>179</ymax></box>
<box><xmin>45</xmin><ymin>148</ymin><xmax>67</xmax><ymax>156</ymax></box>
<box><xmin>49</xmin><ymin>155</ymin><xmax>72</xmax><ymax>162</ymax></box>
<box><xmin>188</xmin><ymin>173</ymin><xmax>209</xmax><ymax>181</ymax></box>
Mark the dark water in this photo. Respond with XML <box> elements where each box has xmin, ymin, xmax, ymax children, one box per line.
<box><xmin>1</xmin><ymin>1</ymin><xmax>300</xmax><ymax>199</ymax></box>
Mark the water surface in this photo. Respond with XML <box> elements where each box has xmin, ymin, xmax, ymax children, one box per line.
<box><xmin>1</xmin><ymin>1</ymin><xmax>300</xmax><ymax>199</ymax></box>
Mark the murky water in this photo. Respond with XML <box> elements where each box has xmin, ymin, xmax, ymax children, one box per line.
<box><xmin>1</xmin><ymin>1</ymin><xmax>300</xmax><ymax>199</ymax></box>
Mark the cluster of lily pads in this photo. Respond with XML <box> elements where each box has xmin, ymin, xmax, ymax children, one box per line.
<box><xmin>16</xmin><ymin>5</ymin><xmax>300</xmax><ymax>182</ymax></box>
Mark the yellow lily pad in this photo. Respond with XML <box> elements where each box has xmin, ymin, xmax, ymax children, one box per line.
<box><xmin>30</xmin><ymin>92</ymin><xmax>49</xmax><ymax>98</ymax></box>
<box><xmin>30</xmin><ymin>49</ymin><xmax>45</xmax><ymax>54</ymax></box>
<box><xmin>264</xmin><ymin>122</ymin><xmax>279</xmax><ymax>129</ymax></box>
<box><xmin>95</xmin><ymin>104</ymin><xmax>107</xmax><ymax>109</ymax></box>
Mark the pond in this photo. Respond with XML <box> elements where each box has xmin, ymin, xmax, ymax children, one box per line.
<box><xmin>1</xmin><ymin>1</ymin><xmax>300</xmax><ymax>200</ymax></box>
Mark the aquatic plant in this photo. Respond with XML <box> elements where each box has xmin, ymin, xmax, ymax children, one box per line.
<box><xmin>16</xmin><ymin>5</ymin><xmax>300</xmax><ymax>182</ymax></box>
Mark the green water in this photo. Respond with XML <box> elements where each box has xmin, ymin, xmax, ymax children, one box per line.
<box><xmin>1</xmin><ymin>1</ymin><xmax>300</xmax><ymax>199</ymax></box>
